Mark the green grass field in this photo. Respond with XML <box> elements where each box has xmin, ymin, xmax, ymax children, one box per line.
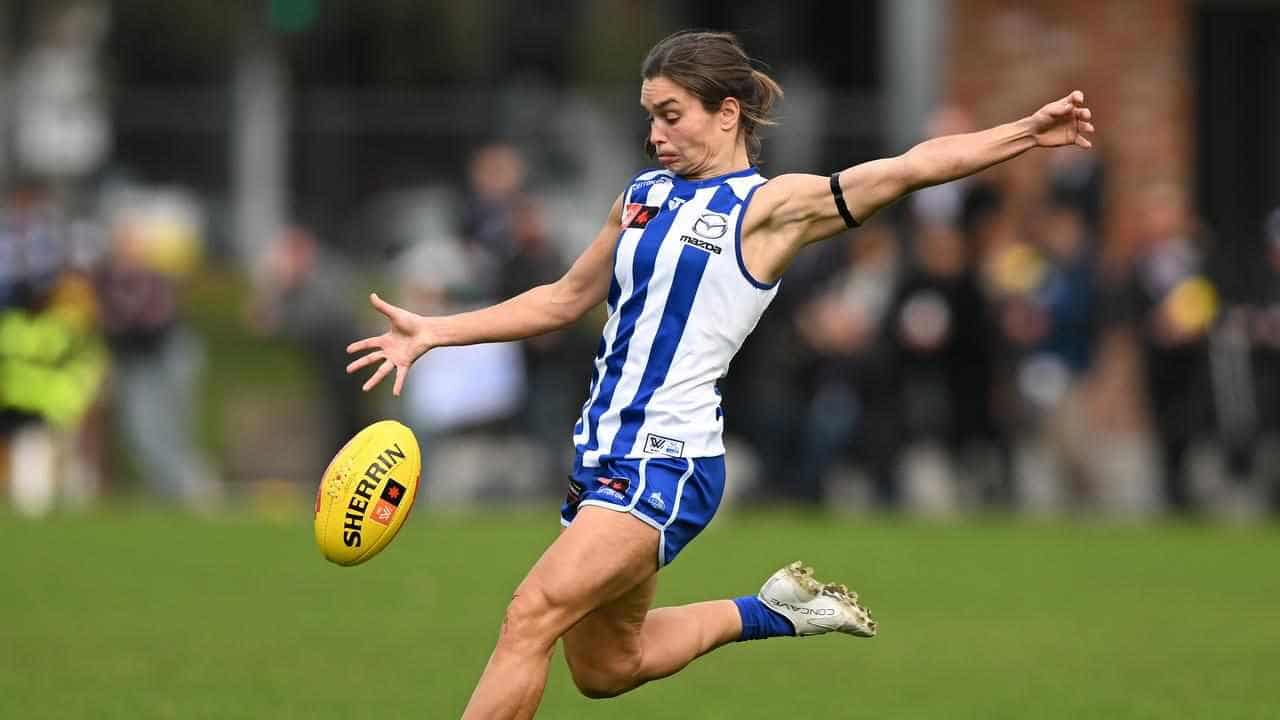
<box><xmin>2</xmin><ymin>509</ymin><xmax>1278</xmax><ymax>719</ymax></box>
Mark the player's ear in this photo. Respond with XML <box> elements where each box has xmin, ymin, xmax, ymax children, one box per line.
<box><xmin>718</xmin><ymin>97</ymin><xmax>741</xmax><ymax>132</ymax></box>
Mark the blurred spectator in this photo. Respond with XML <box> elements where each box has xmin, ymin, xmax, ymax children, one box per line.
<box><xmin>12</xmin><ymin>2</ymin><xmax>110</xmax><ymax>184</ymax></box>
<box><xmin>1046</xmin><ymin>148</ymin><xmax>1105</xmax><ymax>236</ymax></box>
<box><xmin>398</xmin><ymin>235</ymin><xmax>526</xmax><ymax>438</ymax></box>
<box><xmin>986</xmin><ymin>200</ymin><xmax>1099</xmax><ymax>509</ymax></box>
<box><xmin>497</xmin><ymin>197</ymin><xmax>590</xmax><ymax>478</ymax></box>
<box><xmin>888</xmin><ymin>184</ymin><xmax>1006</xmax><ymax>509</ymax></box>
<box><xmin>456</xmin><ymin>143</ymin><xmax>590</xmax><ymax>481</ymax></box>
<box><xmin>94</xmin><ymin>183</ymin><xmax>221</xmax><ymax>511</ymax></box>
<box><xmin>1119</xmin><ymin>184</ymin><xmax>1219</xmax><ymax>512</ymax></box>
<box><xmin>2</xmin><ymin>2</ymin><xmax>117</xmax><ymax>517</ymax></box>
<box><xmin>0</xmin><ymin>179</ymin><xmax>107</xmax><ymax>516</ymax></box>
<box><xmin>792</xmin><ymin>216</ymin><xmax>903</xmax><ymax>506</ymax></box>
<box><xmin>1219</xmin><ymin>206</ymin><xmax>1280</xmax><ymax>512</ymax></box>
<box><xmin>1260</xmin><ymin>208</ymin><xmax>1280</xmax><ymax>510</ymax></box>
<box><xmin>722</xmin><ymin>243</ymin><xmax>821</xmax><ymax>505</ymax></box>
<box><xmin>721</xmin><ymin>225</ymin><xmax>839</xmax><ymax>504</ymax></box>
<box><xmin>252</xmin><ymin>224</ymin><xmax>368</xmax><ymax>456</ymax></box>
<box><xmin>459</xmin><ymin>142</ymin><xmax>530</xmax><ymax>298</ymax></box>
<box><xmin>351</xmin><ymin>180</ymin><xmax>528</xmax><ymax>454</ymax></box>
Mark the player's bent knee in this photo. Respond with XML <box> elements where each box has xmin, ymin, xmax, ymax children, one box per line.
<box><xmin>497</xmin><ymin>586</ymin><xmax>567</xmax><ymax>654</ymax></box>
<box><xmin>567</xmin><ymin>652</ymin><xmax>643</xmax><ymax>699</ymax></box>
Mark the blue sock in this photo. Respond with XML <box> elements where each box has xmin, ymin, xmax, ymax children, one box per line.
<box><xmin>732</xmin><ymin>596</ymin><xmax>796</xmax><ymax>641</ymax></box>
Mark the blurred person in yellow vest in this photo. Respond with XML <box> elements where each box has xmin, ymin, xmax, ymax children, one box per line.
<box><xmin>1119</xmin><ymin>184</ymin><xmax>1219</xmax><ymax>512</ymax></box>
<box><xmin>0</xmin><ymin>180</ymin><xmax>107</xmax><ymax>516</ymax></box>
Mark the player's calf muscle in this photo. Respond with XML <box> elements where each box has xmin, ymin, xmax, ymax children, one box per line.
<box><xmin>569</xmin><ymin>648</ymin><xmax>644</xmax><ymax>699</ymax></box>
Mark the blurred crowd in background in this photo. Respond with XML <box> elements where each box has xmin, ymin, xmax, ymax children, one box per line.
<box><xmin>1</xmin><ymin>1</ymin><xmax>1278</xmax><ymax>520</ymax></box>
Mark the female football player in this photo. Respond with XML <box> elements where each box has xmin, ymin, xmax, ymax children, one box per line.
<box><xmin>346</xmin><ymin>30</ymin><xmax>1093</xmax><ymax>719</ymax></box>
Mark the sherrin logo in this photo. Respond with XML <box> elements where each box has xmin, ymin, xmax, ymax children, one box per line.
<box><xmin>341</xmin><ymin>444</ymin><xmax>407</xmax><ymax>548</ymax></box>
<box><xmin>315</xmin><ymin>419</ymin><xmax>422</xmax><ymax>566</ymax></box>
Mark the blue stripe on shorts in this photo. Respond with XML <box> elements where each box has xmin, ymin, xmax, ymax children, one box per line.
<box><xmin>560</xmin><ymin>453</ymin><xmax>726</xmax><ymax>568</ymax></box>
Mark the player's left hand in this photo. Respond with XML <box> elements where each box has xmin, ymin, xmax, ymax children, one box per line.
<box><xmin>1027</xmin><ymin>90</ymin><xmax>1094</xmax><ymax>149</ymax></box>
<box><xmin>345</xmin><ymin>292</ymin><xmax>432</xmax><ymax>396</ymax></box>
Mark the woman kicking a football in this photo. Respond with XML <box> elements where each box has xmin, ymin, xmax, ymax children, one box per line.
<box><xmin>346</xmin><ymin>30</ymin><xmax>1094</xmax><ymax>720</ymax></box>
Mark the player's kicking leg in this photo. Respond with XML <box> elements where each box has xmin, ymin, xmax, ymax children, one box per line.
<box><xmin>563</xmin><ymin>576</ymin><xmax>739</xmax><ymax>698</ymax></box>
<box><xmin>562</xmin><ymin>560</ymin><xmax>876</xmax><ymax>700</ymax></box>
<box><xmin>460</xmin><ymin>506</ymin><xmax>660</xmax><ymax>720</ymax></box>
<box><xmin>753</xmin><ymin>561</ymin><xmax>877</xmax><ymax>637</ymax></box>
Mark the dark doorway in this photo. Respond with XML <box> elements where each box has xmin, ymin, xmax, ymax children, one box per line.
<box><xmin>1196</xmin><ymin>4</ymin><xmax>1280</xmax><ymax>300</ymax></box>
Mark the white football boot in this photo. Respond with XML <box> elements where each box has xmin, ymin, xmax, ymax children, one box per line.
<box><xmin>758</xmin><ymin>561</ymin><xmax>877</xmax><ymax>637</ymax></box>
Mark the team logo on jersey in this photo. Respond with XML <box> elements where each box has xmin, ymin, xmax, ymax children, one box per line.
<box><xmin>693</xmin><ymin>213</ymin><xmax>729</xmax><ymax>240</ymax></box>
<box><xmin>647</xmin><ymin>491</ymin><xmax>666</xmax><ymax>512</ymax></box>
<box><xmin>644</xmin><ymin>433</ymin><xmax>686</xmax><ymax>458</ymax></box>
<box><xmin>680</xmin><ymin>235</ymin><xmax>722</xmax><ymax>255</ymax></box>
<box><xmin>623</xmin><ymin>204</ymin><xmax>659</xmax><ymax>229</ymax></box>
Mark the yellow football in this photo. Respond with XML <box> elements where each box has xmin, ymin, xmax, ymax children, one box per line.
<box><xmin>314</xmin><ymin>420</ymin><xmax>421</xmax><ymax>566</ymax></box>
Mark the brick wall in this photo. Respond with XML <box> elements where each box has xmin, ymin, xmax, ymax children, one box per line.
<box><xmin>945</xmin><ymin>1</ymin><xmax>1193</xmax><ymax>440</ymax></box>
<box><xmin>945</xmin><ymin>0</ymin><xmax>1192</xmax><ymax>270</ymax></box>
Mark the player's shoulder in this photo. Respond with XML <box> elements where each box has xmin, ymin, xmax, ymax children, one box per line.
<box><xmin>752</xmin><ymin>172</ymin><xmax>824</xmax><ymax>201</ymax></box>
<box><xmin>746</xmin><ymin>173</ymin><xmax>828</xmax><ymax>223</ymax></box>
<box><xmin>722</xmin><ymin>168</ymin><xmax>769</xmax><ymax>202</ymax></box>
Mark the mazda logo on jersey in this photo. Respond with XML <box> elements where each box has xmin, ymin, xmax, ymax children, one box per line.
<box><xmin>693</xmin><ymin>213</ymin><xmax>728</xmax><ymax>239</ymax></box>
<box><xmin>680</xmin><ymin>235</ymin><xmax>722</xmax><ymax>254</ymax></box>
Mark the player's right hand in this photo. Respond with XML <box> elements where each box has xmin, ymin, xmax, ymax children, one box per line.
<box><xmin>1027</xmin><ymin>90</ymin><xmax>1094</xmax><ymax>149</ymax></box>
<box><xmin>346</xmin><ymin>292</ymin><xmax>433</xmax><ymax>396</ymax></box>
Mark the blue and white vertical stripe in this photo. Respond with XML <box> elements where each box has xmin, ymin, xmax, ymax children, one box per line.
<box><xmin>573</xmin><ymin>167</ymin><xmax>778</xmax><ymax>467</ymax></box>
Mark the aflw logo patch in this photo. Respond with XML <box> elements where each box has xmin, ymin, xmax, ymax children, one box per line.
<box><xmin>370</xmin><ymin>479</ymin><xmax>407</xmax><ymax>526</ymax></box>
<box><xmin>645</xmin><ymin>433</ymin><xmax>685</xmax><ymax>457</ymax></box>
<box><xmin>623</xmin><ymin>204</ymin><xmax>659</xmax><ymax>229</ymax></box>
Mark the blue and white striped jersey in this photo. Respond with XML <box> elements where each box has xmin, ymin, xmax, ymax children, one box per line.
<box><xmin>572</xmin><ymin>166</ymin><xmax>779</xmax><ymax>467</ymax></box>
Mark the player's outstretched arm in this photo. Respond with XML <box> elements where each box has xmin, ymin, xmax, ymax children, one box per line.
<box><xmin>742</xmin><ymin>91</ymin><xmax>1094</xmax><ymax>280</ymax></box>
<box><xmin>346</xmin><ymin>194</ymin><xmax>624</xmax><ymax>395</ymax></box>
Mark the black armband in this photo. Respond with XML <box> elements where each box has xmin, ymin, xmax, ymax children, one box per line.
<box><xmin>830</xmin><ymin>172</ymin><xmax>859</xmax><ymax>229</ymax></box>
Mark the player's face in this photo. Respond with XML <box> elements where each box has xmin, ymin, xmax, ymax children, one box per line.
<box><xmin>641</xmin><ymin>76</ymin><xmax>734</xmax><ymax>179</ymax></box>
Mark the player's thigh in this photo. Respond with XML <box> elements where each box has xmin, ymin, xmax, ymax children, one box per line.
<box><xmin>562</xmin><ymin>571</ymin><xmax>657</xmax><ymax>669</ymax></box>
<box><xmin>510</xmin><ymin>505</ymin><xmax>659</xmax><ymax>639</ymax></box>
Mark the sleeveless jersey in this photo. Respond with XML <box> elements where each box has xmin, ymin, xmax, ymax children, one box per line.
<box><xmin>572</xmin><ymin>166</ymin><xmax>779</xmax><ymax>467</ymax></box>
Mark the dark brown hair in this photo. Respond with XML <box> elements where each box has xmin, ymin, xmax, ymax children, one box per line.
<box><xmin>641</xmin><ymin>30</ymin><xmax>783</xmax><ymax>164</ymax></box>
